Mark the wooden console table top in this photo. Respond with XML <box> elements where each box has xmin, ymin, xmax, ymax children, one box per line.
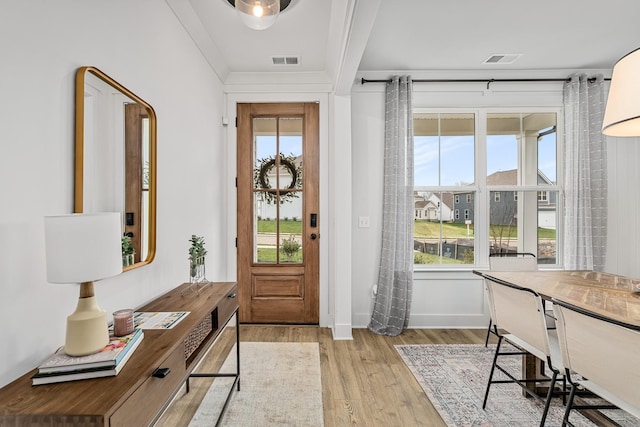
<box><xmin>0</xmin><ymin>281</ymin><xmax>238</xmax><ymax>427</ymax></box>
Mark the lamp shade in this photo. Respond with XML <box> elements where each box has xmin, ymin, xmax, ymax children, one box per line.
<box><xmin>45</xmin><ymin>212</ymin><xmax>122</xmax><ymax>284</ymax></box>
<box><xmin>602</xmin><ymin>47</ymin><xmax>640</xmax><ymax>136</ymax></box>
<box><xmin>236</xmin><ymin>0</ymin><xmax>280</xmax><ymax>30</ymax></box>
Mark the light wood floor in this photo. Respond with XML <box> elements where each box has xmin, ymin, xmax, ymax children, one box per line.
<box><xmin>156</xmin><ymin>325</ymin><xmax>487</xmax><ymax>427</ymax></box>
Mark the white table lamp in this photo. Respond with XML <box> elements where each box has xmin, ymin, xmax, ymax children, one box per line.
<box><xmin>44</xmin><ymin>212</ymin><xmax>122</xmax><ymax>356</ymax></box>
<box><xmin>603</xmin><ymin>47</ymin><xmax>640</xmax><ymax>136</ymax></box>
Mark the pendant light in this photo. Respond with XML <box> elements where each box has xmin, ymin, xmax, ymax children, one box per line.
<box><xmin>227</xmin><ymin>0</ymin><xmax>291</xmax><ymax>31</ymax></box>
<box><xmin>603</xmin><ymin>47</ymin><xmax>640</xmax><ymax>136</ymax></box>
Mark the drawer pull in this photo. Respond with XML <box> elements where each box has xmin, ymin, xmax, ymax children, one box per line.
<box><xmin>227</xmin><ymin>293</ymin><xmax>237</xmax><ymax>299</ymax></box>
<box><xmin>152</xmin><ymin>368</ymin><xmax>171</xmax><ymax>378</ymax></box>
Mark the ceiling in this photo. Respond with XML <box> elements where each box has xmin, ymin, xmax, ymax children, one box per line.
<box><xmin>167</xmin><ymin>0</ymin><xmax>640</xmax><ymax>92</ymax></box>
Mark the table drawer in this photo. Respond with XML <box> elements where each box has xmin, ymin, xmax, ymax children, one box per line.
<box><xmin>110</xmin><ymin>347</ymin><xmax>186</xmax><ymax>427</ymax></box>
<box><xmin>217</xmin><ymin>286</ymin><xmax>239</xmax><ymax>326</ymax></box>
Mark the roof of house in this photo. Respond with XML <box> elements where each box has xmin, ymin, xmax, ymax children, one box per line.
<box><xmin>487</xmin><ymin>169</ymin><xmax>517</xmax><ymax>185</ymax></box>
<box><xmin>487</xmin><ymin>169</ymin><xmax>555</xmax><ymax>186</ymax></box>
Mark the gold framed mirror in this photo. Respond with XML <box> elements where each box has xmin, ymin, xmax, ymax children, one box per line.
<box><xmin>74</xmin><ymin>66</ymin><xmax>157</xmax><ymax>270</ymax></box>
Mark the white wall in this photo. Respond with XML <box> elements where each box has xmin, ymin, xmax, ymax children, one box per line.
<box><xmin>0</xmin><ymin>0</ymin><xmax>226</xmax><ymax>387</ymax></box>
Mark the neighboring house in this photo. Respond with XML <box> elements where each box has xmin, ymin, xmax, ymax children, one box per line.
<box><xmin>453</xmin><ymin>192</ymin><xmax>474</xmax><ymax>223</ymax></box>
<box><xmin>414</xmin><ymin>192</ymin><xmax>454</xmax><ymax>222</ymax></box>
<box><xmin>453</xmin><ymin>169</ymin><xmax>557</xmax><ymax>228</ymax></box>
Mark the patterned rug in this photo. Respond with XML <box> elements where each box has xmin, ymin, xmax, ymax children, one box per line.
<box><xmin>189</xmin><ymin>342</ymin><xmax>324</xmax><ymax>427</ymax></box>
<box><xmin>395</xmin><ymin>344</ymin><xmax>638</xmax><ymax>427</ymax></box>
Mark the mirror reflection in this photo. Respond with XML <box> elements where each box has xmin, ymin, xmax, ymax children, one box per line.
<box><xmin>74</xmin><ymin>66</ymin><xmax>156</xmax><ymax>270</ymax></box>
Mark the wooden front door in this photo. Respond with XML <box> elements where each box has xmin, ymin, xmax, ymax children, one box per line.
<box><xmin>237</xmin><ymin>103</ymin><xmax>319</xmax><ymax>324</ymax></box>
<box><xmin>124</xmin><ymin>103</ymin><xmax>148</xmax><ymax>263</ymax></box>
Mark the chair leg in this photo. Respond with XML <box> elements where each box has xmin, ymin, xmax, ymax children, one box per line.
<box><xmin>482</xmin><ymin>335</ymin><xmax>502</xmax><ymax>409</ymax></box>
<box><xmin>539</xmin><ymin>370</ymin><xmax>558</xmax><ymax>427</ymax></box>
<box><xmin>485</xmin><ymin>319</ymin><xmax>492</xmax><ymax>347</ymax></box>
<box><xmin>562</xmin><ymin>383</ymin><xmax>578</xmax><ymax>427</ymax></box>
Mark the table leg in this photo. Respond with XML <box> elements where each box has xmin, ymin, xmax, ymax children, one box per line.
<box><xmin>522</xmin><ymin>352</ymin><xmax>548</xmax><ymax>396</ymax></box>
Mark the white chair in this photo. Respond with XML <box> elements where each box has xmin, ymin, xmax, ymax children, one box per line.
<box><xmin>484</xmin><ymin>253</ymin><xmax>538</xmax><ymax>346</ymax></box>
<box><xmin>553</xmin><ymin>300</ymin><xmax>640</xmax><ymax>426</ymax></box>
<box><xmin>483</xmin><ymin>278</ymin><xmax>564</xmax><ymax>427</ymax></box>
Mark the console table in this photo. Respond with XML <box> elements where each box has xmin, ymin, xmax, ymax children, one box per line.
<box><xmin>0</xmin><ymin>282</ymin><xmax>239</xmax><ymax>427</ymax></box>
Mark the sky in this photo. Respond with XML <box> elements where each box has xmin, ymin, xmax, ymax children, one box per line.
<box><xmin>414</xmin><ymin>131</ymin><xmax>557</xmax><ymax>186</ymax></box>
<box><xmin>255</xmin><ymin>136</ymin><xmax>301</xmax><ymax>161</ymax></box>
<box><xmin>256</xmin><ymin>127</ymin><xmax>558</xmax><ymax>188</ymax></box>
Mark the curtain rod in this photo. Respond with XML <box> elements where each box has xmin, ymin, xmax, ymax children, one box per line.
<box><xmin>361</xmin><ymin>77</ymin><xmax>611</xmax><ymax>89</ymax></box>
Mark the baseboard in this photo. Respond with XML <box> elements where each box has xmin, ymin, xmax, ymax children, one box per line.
<box><xmin>353</xmin><ymin>312</ymin><xmax>489</xmax><ymax>329</ymax></box>
<box><xmin>330</xmin><ymin>323</ymin><xmax>353</xmax><ymax>340</ymax></box>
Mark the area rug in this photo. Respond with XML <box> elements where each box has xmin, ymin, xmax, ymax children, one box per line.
<box><xmin>395</xmin><ymin>344</ymin><xmax>638</xmax><ymax>427</ymax></box>
<box><xmin>189</xmin><ymin>342</ymin><xmax>324</xmax><ymax>427</ymax></box>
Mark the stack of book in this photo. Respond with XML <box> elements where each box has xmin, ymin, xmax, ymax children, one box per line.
<box><xmin>32</xmin><ymin>328</ymin><xmax>144</xmax><ymax>386</ymax></box>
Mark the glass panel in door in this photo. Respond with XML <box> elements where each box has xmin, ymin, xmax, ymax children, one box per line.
<box><xmin>253</xmin><ymin>116</ymin><xmax>303</xmax><ymax>264</ymax></box>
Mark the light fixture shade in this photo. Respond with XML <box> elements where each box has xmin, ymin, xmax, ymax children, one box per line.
<box><xmin>236</xmin><ymin>0</ymin><xmax>280</xmax><ymax>30</ymax></box>
<box><xmin>45</xmin><ymin>212</ymin><xmax>122</xmax><ymax>284</ymax></box>
<box><xmin>602</xmin><ymin>47</ymin><xmax>640</xmax><ymax>136</ymax></box>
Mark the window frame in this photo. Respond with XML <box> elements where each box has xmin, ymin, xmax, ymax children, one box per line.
<box><xmin>413</xmin><ymin>107</ymin><xmax>563</xmax><ymax>270</ymax></box>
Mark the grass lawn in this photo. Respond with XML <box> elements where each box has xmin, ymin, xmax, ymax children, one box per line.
<box><xmin>257</xmin><ymin>247</ymin><xmax>303</xmax><ymax>263</ymax></box>
<box><xmin>257</xmin><ymin>219</ymin><xmax>302</xmax><ymax>234</ymax></box>
<box><xmin>414</xmin><ymin>252</ymin><xmax>465</xmax><ymax>264</ymax></box>
<box><xmin>257</xmin><ymin>219</ymin><xmax>556</xmax><ymax>240</ymax></box>
<box><xmin>414</xmin><ymin>220</ymin><xmax>556</xmax><ymax>239</ymax></box>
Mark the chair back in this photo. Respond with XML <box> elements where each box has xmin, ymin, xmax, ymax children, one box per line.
<box><xmin>485</xmin><ymin>280</ymin><xmax>550</xmax><ymax>360</ymax></box>
<box><xmin>553</xmin><ymin>301</ymin><xmax>640</xmax><ymax>410</ymax></box>
<box><xmin>489</xmin><ymin>255</ymin><xmax>538</xmax><ymax>271</ymax></box>
<box><xmin>485</xmin><ymin>255</ymin><xmax>538</xmax><ymax>328</ymax></box>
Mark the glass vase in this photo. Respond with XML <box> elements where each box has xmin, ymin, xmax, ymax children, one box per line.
<box><xmin>122</xmin><ymin>253</ymin><xmax>134</xmax><ymax>267</ymax></box>
<box><xmin>189</xmin><ymin>256</ymin><xmax>206</xmax><ymax>283</ymax></box>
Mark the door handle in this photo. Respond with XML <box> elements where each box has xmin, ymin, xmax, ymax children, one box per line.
<box><xmin>310</xmin><ymin>233</ymin><xmax>318</xmax><ymax>240</ymax></box>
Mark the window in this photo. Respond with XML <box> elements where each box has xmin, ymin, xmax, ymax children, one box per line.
<box><xmin>414</xmin><ymin>109</ymin><xmax>561</xmax><ymax>267</ymax></box>
<box><xmin>414</xmin><ymin>113</ymin><xmax>475</xmax><ymax>265</ymax></box>
<box><xmin>487</xmin><ymin>113</ymin><xmax>558</xmax><ymax>264</ymax></box>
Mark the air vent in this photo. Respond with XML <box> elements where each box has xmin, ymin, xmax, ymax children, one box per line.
<box><xmin>272</xmin><ymin>56</ymin><xmax>299</xmax><ymax>65</ymax></box>
<box><xmin>483</xmin><ymin>54</ymin><xmax>522</xmax><ymax>65</ymax></box>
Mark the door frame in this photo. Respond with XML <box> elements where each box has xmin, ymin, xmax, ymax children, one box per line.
<box><xmin>225</xmin><ymin>93</ymin><xmax>330</xmax><ymax>327</ymax></box>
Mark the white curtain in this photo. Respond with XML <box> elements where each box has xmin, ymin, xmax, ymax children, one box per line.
<box><xmin>368</xmin><ymin>76</ymin><xmax>414</xmax><ymax>336</ymax></box>
<box><xmin>563</xmin><ymin>74</ymin><xmax>607</xmax><ymax>271</ymax></box>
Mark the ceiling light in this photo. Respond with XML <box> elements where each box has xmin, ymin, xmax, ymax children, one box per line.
<box><xmin>227</xmin><ymin>0</ymin><xmax>293</xmax><ymax>31</ymax></box>
<box><xmin>603</xmin><ymin>47</ymin><xmax>640</xmax><ymax>136</ymax></box>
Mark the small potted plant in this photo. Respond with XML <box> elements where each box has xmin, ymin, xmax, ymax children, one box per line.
<box><xmin>121</xmin><ymin>235</ymin><xmax>135</xmax><ymax>267</ymax></box>
<box><xmin>188</xmin><ymin>235</ymin><xmax>207</xmax><ymax>283</ymax></box>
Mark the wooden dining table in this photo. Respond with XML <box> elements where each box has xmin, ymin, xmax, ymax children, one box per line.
<box><xmin>473</xmin><ymin>269</ymin><xmax>640</xmax><ymax>425</ymax></box>
<box><xmin>473</xmin><ymin>269</ymin><xmax>640</xmax><ymax>328</ymax></box>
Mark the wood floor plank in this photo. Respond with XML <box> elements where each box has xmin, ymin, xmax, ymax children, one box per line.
<box><xmin>155</xmin><ymin>325</ymin><xmax>486</xmax><ymax>427</ymax></box>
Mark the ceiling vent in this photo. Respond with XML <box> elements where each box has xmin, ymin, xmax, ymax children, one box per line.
<box><xmin>272</xmin><ymin>56</ymin><xmax>299</xmax><ymax>65</ymax></box>
<box><xmin>483</xmin><ymin>54</ymin><xmax>522</xmax><ymax>65</ymax></box>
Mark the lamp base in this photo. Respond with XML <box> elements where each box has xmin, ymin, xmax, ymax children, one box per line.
<box><xmin>65</xmin><ymin>295</ymin><xmax>109</xmax><ymax>356</ymax></box>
